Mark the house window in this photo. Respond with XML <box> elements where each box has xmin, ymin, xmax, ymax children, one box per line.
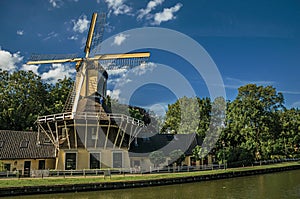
<box><xmin>190</xmin><ymin>156</ymin><xmax>196</xmax><ymax>166</ymax></box>
<box><xmin>0</xmin><ymin>141</ymin><xmax>4</xmax><ymax>148</ymax></box>
<box><xmin>38</xmin><ymin>160</ymin><xmax>46</xmax><ymax>170</ymax></box>
<box><xmin>65</xmin><ymin>153</ymin><xmax>77</xmax><ymax>170</ymax></box>
<box><xmin>4</xmin><ymin>164</ymin><xmax>11</xmax><ymax>171</ymax></box>
<box><xmin>91</xmin><ymin>128</ymin><xmax>97</xmax><ymax>140</ymax></box>
<box><xmin>133</xmin><ymin>160</ymin><xmax>140</xmax><ymax>167</ymax></box>
<box><xmin>20</xmin><ymin>140</ymin><xmax>29</xmax><ymax>148</ymax></box>
<box><xmin>90</xmin><ymin>153</ymin><xmax>101</xmax><ymax>169</ymax></box>
<box><xmin>112</xmin><ymin>152</ymin><xmax>123</xmax><ymax>168</ymax></box>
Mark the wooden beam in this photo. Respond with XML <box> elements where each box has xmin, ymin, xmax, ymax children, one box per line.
<box><xmin>38</xmin><ymin>123</ymin><xmax>55</xmax><ymax>146</ymax></box>
<box><xmin>74</xmin><ymin>120</ymin><xmax>78</xmax><ymax>149</ymax></box>
<box><xmin>127</xmin><ymin>125</ymin><xmax>134</xmax><ymax>150</ymax></box>
<box><xmin>85</xmin><ymin>118</ymin><xmax>88</xmax><ymax>147</ymax></box>
<box><xmin>26</xmin><ymin>58</ymin><xmax>82</xmax><ymax>65</ymax></box>
<box><xmin>55</xmin><ymin>121</ymin><xmax>59</xmax><ymax>146</ymax></box>
<box><xmin>85</xmin><ymin>13</ymin><xmax>98</xmax><ymax>58</ymax></box>
<box><xmin>128</xmin><ymin>127</ymin><xmax>143</xmax><ymax>150</ymax></box>
<box><xmin>94</xmin><ymin>121</ymin><xmax>100</xmax><ymax>149</ymax></box>
<box><xmin>113</xmin><ymin>121</ymin><xmax>123</xmax><ymax>149</ymax></box>
<box><xmin>104</xmin><ymin>117</ymin><xmax>111</xmax><ymax>149</ymax></box>
<box><xmin>119</xmin><ymin>122</ymin><xmax>128</xmax><ymax>149</ymax></box>
<box><xmin>47</xmin><ymin>122</ymin><xmax>56</xmax><ymax>145</ymax></box>
<box><xmin>26</xmin><ymin>52</ymin><xmax>150</xmax><ymax>65</ymax></box>
<box><xmin>64</xmin><ymin>121</ymin><xmax>71</xmax><ymax>149</ymax></box>
<box><xmin>94</xmin><ymin>52</ymin><xmax>150</xmax><ymax>60</ymax></box>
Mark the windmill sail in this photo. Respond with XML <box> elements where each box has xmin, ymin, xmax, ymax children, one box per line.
<box><xmin>90</xmin><ymin>13</ymin><xmax>106</xmax><ymax>57</ymax></box>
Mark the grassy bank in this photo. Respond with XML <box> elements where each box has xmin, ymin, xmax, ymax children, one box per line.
<box><xmin>0</xmin><ymin>162</ymin><xmax>299</xmax><ymax>188</ymax></box>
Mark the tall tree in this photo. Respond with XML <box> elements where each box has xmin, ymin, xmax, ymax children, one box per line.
<box><xmin>0</xmin><ymin>70</ymin><xmax>49</xmax><ymax>130</ymax></box>
<box><xmin>162</xmin><ymin>96</ymin><xmax>211</xmax><ymax>137</ymax></box>
<box><xmin>149</xmin><ymin>151</ymin><xmax>166</xmax><ymax>168</ymax></box>
<box><xmin>220</xmin><ymin>84</ymin><xmax>284</xmax><ymax>162</ymax></box>
<box><xmin>46</xmin><ymin>77</ymin><xmax>74</xmax><ymax>114</ymax></box>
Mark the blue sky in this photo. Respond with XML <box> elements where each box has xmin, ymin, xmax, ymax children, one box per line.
<box><xmin>0</xmin><ymin>0</ymin><xmax>299</xmax><ymax>114</ymax></box>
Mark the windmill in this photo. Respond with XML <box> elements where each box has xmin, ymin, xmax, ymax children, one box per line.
<box><xmin>27</xmin><ymin>12</ymin><xmax>150</xmax><ymax>115</ymax></box>
<box><xmin>27</xmin><ymin>13</ymin><xmax>151</xmax><ymax>170</ymax></box>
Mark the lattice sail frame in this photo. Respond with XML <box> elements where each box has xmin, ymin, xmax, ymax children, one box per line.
<box><xmin>26</xmin><ymin>12</ymin><xmax>150</xmax><ymax>115</ymax></box>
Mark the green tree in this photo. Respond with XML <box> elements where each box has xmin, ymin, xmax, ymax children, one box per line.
<box><xmin>162</xmin><ymin>96</ymin><xmax>211</xmax><ymax>137</ymax></box>
<box><xmin>47</xmin><ymin>77</ymin><xmax>74</xmax><ymax>114</ymax></box>
<box><xmin>219</xmin><ymin>84</ymin><xmax>284</xmax><ymax>163</ymax></box>
<box><xmin>169</xmin><ymin>149</ymin><xmax>185</xmax><ymax>166</ymax></box>
<box><xmin>149</xmin><ymin>151</ymin><xmax>166</xmax><ymax>168</ymax></box>
<box><xmin>0</xmin><ymin>70</ymin><xmax>49</xmax><ymax>130</ymax></box>
<box><xmin>192</xmin><ymin>145</ymin><xmax>208</xmax><ymax>166</ymax></box>
<box><xmin>278</xmin><ymin>108</ymin><xmax>300</xmax><ymax>157</ymax></box>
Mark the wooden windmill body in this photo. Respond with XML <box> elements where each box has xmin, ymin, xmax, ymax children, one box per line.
<box><xmin>27</xmin><ymin>13</ymin><xmax>150</xmax><ymax>170</ymax></box>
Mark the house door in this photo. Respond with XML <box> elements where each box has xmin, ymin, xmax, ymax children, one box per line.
<box><xmin>24</xmin><ymin>161</ymin><xmax>31</xmax><ymax>177</ymax></box>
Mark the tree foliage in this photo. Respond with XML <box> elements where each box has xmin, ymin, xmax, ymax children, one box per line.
<box><xmin>163</xmin><ymin>84</ymin><xmax>300</xmax><ymax>166</ymax></box>
<box><xmin>169</xmin><ymin>149</ymin><xmax>185</xmax><ymax>166</ymax></box>
<box><xmin>217</xmin><ymin>84</ymin><xmax>290</xmax><ymax>165</ymax></box>
<box><xmin>0</xmin><ymin>69</ymin><xmax>73</xmax><ymax>131</ymax></box>
<box><xmin>149</xmin><ymin>151</ymin><xmax>166</xmax><ymax>168</ymax></box>
<box><xmin>162</xmin><ymin>96</ymin><xmax>211</xmax><ymax>138</ymax></box>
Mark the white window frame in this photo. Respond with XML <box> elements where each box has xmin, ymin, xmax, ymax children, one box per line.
<box><xmin>89</xmin><ymin>152</ymin><xmax>101</xmax><ymax>169</ymax></box>
<box><xmin>112</xmin><ymin>151</ymin><xmax>123</xmax><ymax>168</ymax></box>
<box><xmin>64</xmin><ymin>151</ymin><xmax>78</xmax><ymax>170</ymax></box>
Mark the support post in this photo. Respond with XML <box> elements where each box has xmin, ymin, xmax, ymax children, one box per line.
<box><xmin>119</xmin><ymin>122</ymin><xmax>128</xmax><ymax>149</ymax></box>
<box><xmin>113</xmin><ymin>121</ymin><xmax>123</xmax><ymax>149</ymax></box>
<box><xmin>104</xmin><ymin>116</ymin><xmax>111</xmax><ymax>149</ymax></box>
<box><xmin>64</xmin><ymin>121</ymin><xmax>71</xmax><ymax>149</ymax></box>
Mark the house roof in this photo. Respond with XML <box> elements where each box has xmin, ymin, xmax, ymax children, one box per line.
<box><xmin>129</xmin><ymin>133</ymin><xmax>201</xmax><ymax>157</ymax></box>
<box><xmin>0</xmin><ymin>130</ymin><xmax>56</xmax><ymax>160</ymax></box>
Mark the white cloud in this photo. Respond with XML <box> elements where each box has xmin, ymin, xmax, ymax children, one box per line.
<box><xmin>106</xmin><ymin>62</ymin><xmax>157</xmax><ymax>88</ymax></box>
<box><xmin>131</xmin><ymin>61</ymin><xmax>157</xmax><ymax>76</ymax></box>
<box><xmin>112</xmin><ymin>33</ymin><xmax>129</xmax><ymax>46</ymax></box>
<box><xmin>144</xmin><ymin>102</ymin><xmax>168</xmax><ymax>117</ymax></box>
<box><xmin>72</xmin><ymin>15</ymin><xmax>89</xmax><ymax>33</ymax></box>
<box><xmin>104</xmin><ymin>0</ymin><xmax>132</xmax><ymax>16</ymax></box>
<box><xmin>68</xmin><ymin>35</ymin><xmax>78</xmax><ymax>40</ymax></box>
<box><xmin>137</xmin><ymin>0</ymin><xmax>164</xmax><ymax>20</ymax></box>
<box><xmin>291</xmin><ymin>101</ymin><xmax>300</xmax><ymax>108</ymax></box>
<box><xmin>20</xmin><ymin>64</ymin><xmax>39</xmax><ymax>75</ymax></box>
<box><xmin>224</xmin><ymin>77</ymin><xmax>275</xmax><ymax>89</ymax></box>
<box><xmin>40</xmin><ymin>63</ymin><xmax>75</xmax><ymax>84</ymax></box>
<box><xmin>43</xmin><ymin>31</ymin><xmax>58</xmax><ymax>41</ymax></box>
<box><xmin>278</xmin><ymin>90</ymin><xmax>300</xmax><ymax>95</ymax></box>
<box><xmin>0</xmin><ymin>49</ymin><xmax>23</xmax><ymax>72</ymax></box>
<box><xmin>107</xmin><ymin>66</ymin><xmax>129</xmax><ymax>76</ymax></box>
<box><xmin>153</xmin><ymin>3</ymin><xmax>183</xmax><ymax>25</ymax></box>
<box><xmin>104</xmin><ymin>22</ymin><xmax>115</xmax><ymax>33</ymax></box>
<box><xmin>49</xmin><ymin>0</ymin><xmax>63</xmax><ymax>8</ymax></box>
<box><xmin>17</xmin><ymin>30</ymin><xmax>24</xmax><ymax>36</ymax></box>
<box><xmin>107</xmin><ymin>89</ymin><xmax>121</xmax><ymax>100</ymax></box>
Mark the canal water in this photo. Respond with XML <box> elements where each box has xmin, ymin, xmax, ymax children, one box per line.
<box><xmin>3</xmin><ymin>169</ymin><xmax>300</xmax><ymax>199</ymax></box>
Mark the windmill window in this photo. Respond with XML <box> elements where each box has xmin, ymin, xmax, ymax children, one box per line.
<box><xmin>0</xmin><ymin>141</ymin><xmax>4</xmax><ymax>148</ymax></box>
<box><xmin>91</xmin><ymin>128</ymin><xmax>97</xmax><ymax>140</ymax></box>
<box><xmin>20</xmin><ymin>140</ymin><xmax>29</xmax><ymax>148</ymax></box>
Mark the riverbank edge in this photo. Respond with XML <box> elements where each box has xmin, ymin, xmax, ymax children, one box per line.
<box><xmin>1</xmin><ymin>164</ymin><xmax>300</xmax><ymax>197</ymax></box>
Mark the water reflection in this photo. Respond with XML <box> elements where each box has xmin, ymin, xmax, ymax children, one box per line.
<box><xmin>3</xmin><ymin>170</ymin><xmax>300</xmax><ymax>199</ymax></box>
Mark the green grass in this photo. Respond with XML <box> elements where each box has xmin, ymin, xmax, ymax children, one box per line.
<box><xmin>0</xmin><ymin>162</ymin><xmax>299</xmax><ymax>188</ymax></box>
